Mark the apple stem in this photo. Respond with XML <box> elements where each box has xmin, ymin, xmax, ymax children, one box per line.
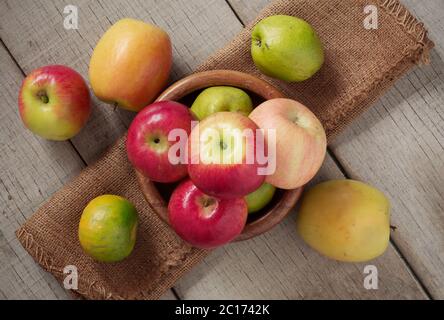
<box><xmin>113</xmin><ymin>102</ymin><xmax>118</xmax><ymax>111</ymax></box>
<box><xmin>202</xmin><ymin>197</ymin><xmax>215</xmax><ymax>208</ymax></box>
<box><xmin>37</xmin><ymin>91</ymin><xmax>49</xmax><ymax>104</ymax></box>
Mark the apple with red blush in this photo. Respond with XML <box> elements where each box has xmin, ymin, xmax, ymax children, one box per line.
<box><xmin>187</xmin><ymin>112</ymin><xmax>265</xmax><ymax>199</ymax></box>
<box><xmin>126</xmin><ymin>101</ymin><xmax>194</xmax><ymax>183</ymax></box>
<box><xmin>18</xmin><ymin>65</ymin><xmax>91</xmax><ymax>141</ymax></box>
<box><xmin>168</xmin><ymin>179</ymin><xmax>247</xmax><ymax>249</ymax></box>
<box><xmin>249</xmin><ymin>98</ymin><xmax>326</xmax><ymax>189</ymax></box>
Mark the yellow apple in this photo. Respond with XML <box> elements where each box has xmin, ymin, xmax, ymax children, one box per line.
<box><xmin>89</xmin><ymin>18</ymin><xmax>172</xmax><ymax>112</ymax></box>
<box><xmin>296</xmin><ymin>180</ymin><xmax>391</xmax><ymax>262</ymax></box>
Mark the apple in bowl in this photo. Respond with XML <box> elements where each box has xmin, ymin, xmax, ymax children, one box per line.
<box><xmin>245</xmin><ymin>182</ymin><xmax>276</xmax><ymax>214</ymax></box>
<box><xmin>187</xmin><ymin>112</ymin><xmax>265</xmax><ymax>199</ymax></box>
<box><xmin>126</xmin><ymin>101</ymin><xmax>194</xmax><ymax>183</ymax></box>
<box><xmin>190</xmin><ymin>86</ymin><xmax>253</xmax><ymax>120</ymax></box>
<box><xmin>134</xmin><ymin>70</ymin><xmax>304</xmax><ymax>242</ymax></box>
<box><xmin>249</xmin><ymin>98</ymin><xmax>327</xmax><ymax>190</ymax></box>
<box><xmin>168</xmin><ymin>179</ymin><xmax>248</xmax><ymax>249</ymax></box>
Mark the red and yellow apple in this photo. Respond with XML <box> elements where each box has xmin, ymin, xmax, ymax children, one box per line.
<box><xmin>168</xmin><ymin>179</ymin><xmax>247</xmax><ymax>249</ymax></box>
<box><xmin>249</xmin><ymin>98</ymin><xmax>326</xmax><ymax>189</ymax></box>
<box><xmin>126</xmin><ymin>101</ymin><xmax>194</xmax><ymax>183</ymax></box>
<box><xmin>89</xmin><ymin>18</ymin><xmax>172</xmax><ymax>112</ymax></box>
<box><xmin>188</xmin><ymin>112</ymin><xmax>265</xmax><ymax>199</ymax></box>
<box><xmin>18</xmin><ymin>65</ymin><xmax>91</xmax><ymax>141</ymax></box>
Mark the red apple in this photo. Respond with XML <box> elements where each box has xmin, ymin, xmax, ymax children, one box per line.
<box><xmin>126</xmin><ymin>101</ymin><xmax>194</xmax><ymax>183</ymax></box>
<box><xmin>168</xmin><ymin>179</ymin><xmax>247</xmax><ymax>248</ymax></box>
<box><xmin>18</xmin><ymin>65</ymin><xmax>91</xmax><ymax>141</ymax></box>
<box><xmin>249</xmin><ymin>98</ymin><xmax>327</xmax><ymax>189</ymax></box>
<box><xmin>188</xmin><ymin>112</ymin><xmax>265</xmax><ymax>199</ymax></box>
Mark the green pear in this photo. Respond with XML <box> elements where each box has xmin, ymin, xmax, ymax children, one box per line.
<box><xmin>191</xmin><ymin>86</ymin><xmax>253</xmax><ymax>120</ymax></box>
<box><xmin>251</xmin><ymin>15</ymin><xmax>324</xmax><ymax>82</ymax></box>
<box><xmin>245</xmin><ymin>182</ymin><xmax>276</xmax><ymax>214</ymax></box>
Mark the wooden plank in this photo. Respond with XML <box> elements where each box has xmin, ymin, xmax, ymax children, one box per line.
<box><xmin>0</xmin><ymin>0</ymin><xmax>242</xmax><ymax>163</ymax></box>
<box><xmin>228</xmin><ymin>0</ymin><xmax>268</xmax><ymax>24</ymax></box>
<box><xmin>405</xmin><ymin>0</ymin><xmax>444</xmax><ymax>56</ymax></box>
<box><xmin>0</xmin><ymin>44</ymin><xmax>81</xmax><ymax>299</ymax></box>
<box><xmin>329</xmin><ymin>0</ymin><xmax>444</xmax><ymax>298</ymax></box>
<box><xmin>0</xmin><ymin>43</ymin><xmax>176</xmax><ymax>300</ymax></box>
<box><xmin>0</xmin><ymin>0</ymin><xmax>242</xmax><ymax>299</ymax></box>
<box><xmin>175</xmin><ymin>155</ymin><xmax>427</xmax><ymax>299</ymax></box>
<box><xmin>231</xmin><ymin>0</ymin><xmax>444</xmax><ymax>298</ymax></box>
<box><xmin>330</xmin><ymin>51</ymin><xmax>444</xmax><ymax>295</ymax></box>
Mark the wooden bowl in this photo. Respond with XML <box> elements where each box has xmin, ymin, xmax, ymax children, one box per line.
<box><xmin>135</xmin><ymin>70</ymin><xmax>303</xmax><ymax>241</ymax></box>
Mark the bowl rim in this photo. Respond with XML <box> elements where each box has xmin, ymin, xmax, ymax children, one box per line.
<box><xmin>135</xmin><ymin>69</ymin><xmax>303</xmax><ymax>241</ymax></box>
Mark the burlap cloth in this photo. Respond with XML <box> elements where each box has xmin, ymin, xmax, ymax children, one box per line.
<box><xmin>16</xmin><ymin>0</ymin><xmax>432</xmax><ymax>299</ymax></box>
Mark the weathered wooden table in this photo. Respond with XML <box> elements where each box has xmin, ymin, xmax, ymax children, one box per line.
<box><xmin>0</xmin><ymin>0</ymin><xmax>443</xmax><ymax>300</ymax></box>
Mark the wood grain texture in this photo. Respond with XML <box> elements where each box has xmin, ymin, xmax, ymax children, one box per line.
<box><xmin>176</xmin><ymin>155</ymin><xmax>427</xmax><ymax>299</ymax></box>
<box><xmin>230</xmin><ymin>0</ymin><xmax>444</xmax><ymax>298</ymax></box>
<box><xmin>0</xmin><ymin>44</ymin><xmax>80</xmax><ymax>299</ymax></box>
<box><xmin>0</xmin><ymin>0</ymin><xmax>242</xmax><ymax>163</ymax></box>
<box><xmin>0</xmin><ymin>43</ymin><xmax>176</xmax><ymax>300</ymax></box>
<box><xmin>0</xmin><ymin>0</ymin><xmax>242</xmax><ymax>299</ymax></box>
<box><xmin>0</xmin><ymin>0</ymin><xmax>240</xmax><ymax>301</ymax></box>
<box><xmin>405</xmin><ymin>0</ymin><xmax>444</xmax><ymax>55</ymax></box>
<box><xmin>330</xmin><ymin>0</ymin><xmax>444</xmax><ymax>298</ymax></box>
<box><xmin>228</xmin><ymin>0</ymin><xmax>269</xmax><ymax>24</ymax></box>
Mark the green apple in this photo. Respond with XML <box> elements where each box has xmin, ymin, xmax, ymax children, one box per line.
<box><xmin>251</xmin><ymin>15</ymin><xmax>324</xmax><ymax>82</ymax></box>
<box><xmin>245</xmin><ymin>182</ymin><xmax>276</xmax><ymax>213</ymax></box>
<box><xmin>191</xmin><ymin>86</ymin><xmax>253</xmax><ymax>120</ymax></box>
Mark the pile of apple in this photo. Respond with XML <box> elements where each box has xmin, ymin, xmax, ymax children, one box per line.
<box><xmin>18</xmin><ymin>15</ymin><xmax>391</xmax><ymax>262</ymax></box>
<box><xmin>127</xmin><ymin>92</ymin><xmax>327</xmax><ymax>249</ymax></box>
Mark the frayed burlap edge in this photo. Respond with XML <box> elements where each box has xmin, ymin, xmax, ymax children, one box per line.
<box><xmin>16</xmin><ymin>225</ymin><xmax>208</xmax><ymax>300</ymax></box>
<box><xmin>325</xmin><ymin>0</ymin><xmax>435</xmax><ymax>139</ymax></box>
